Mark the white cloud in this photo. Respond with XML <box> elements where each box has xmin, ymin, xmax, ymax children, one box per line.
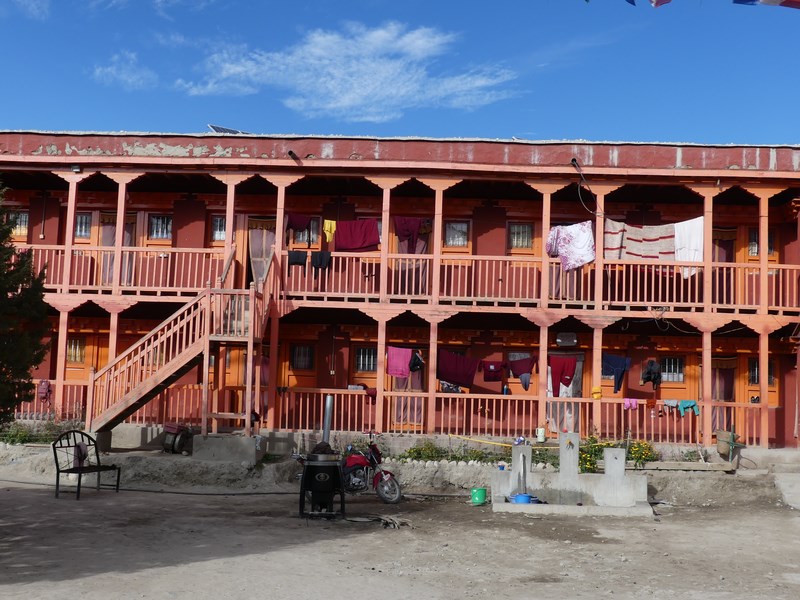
<box><xmin>93</xmin><ymin>51</ymin><xmax>158</xmax><ymax>91</ymax></box>
<box><xmin>12</xmin><ymin>0</ymin><xmax>50</xmax><ymax>19</ymax></box>
<box><xmin>175</xmin><ymin>21</ymin><xmax>516</xmax><ymax>123</ymax></box>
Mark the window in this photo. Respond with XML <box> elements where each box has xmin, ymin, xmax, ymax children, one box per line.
<box><xmin>748</xmin><ymin>358</ymin><xmax>775</xmax><ymax>386</ymax></box>
<box><xmin>211</xmin><ymin>215</ymin><xmax>226</xmax><ymax>242</ymax></box>
<box><xmin>444</xmin><ymin>221</ymin><xmax>469</xmax><ymax>248</ymax></box>
<box><xmin>293</xmin><ymin>218</ymin><xmax>320</xmax><ymax>246</ymax></box>
<box><xmin>8</xmin><ymin>210</ymin><xmax>29</xmax><ymax>239</ymax></box>
<box><xmin>748</xmin><ymin>228</ymin><xmax>775</xmax><ymax>257</ymax></box>
<box><xmin>290</xmin><ymin>344</ymin><xmax>314</xmax><ymax>370</ymax></box>
<box><xmin>66</xmin><ymin>338</ymin><xmax>86</xmax><ymax>364</ymax></box>
<box><xmin>148</xmin><ymin>215</ymin><xmax>173</xmax><ymax>240</ymax></box>
<box><xmin>661</xmin><ymin>356</ymin><xmax>685</xmax><ymax>383</ymax></box>
<box><xmin>354</xmin><ymin>347</ymin><xmax>378</xmax><ymax>372</ymax></box>
<box><xmin>74</xmin><ymin>213</ymin><xmax>92</xmax><ymax>239</ymax></box>
<box><xmin>508</xmin><ymin>222</ymin><xmax>533</xmax><ymax>251</ymax></box>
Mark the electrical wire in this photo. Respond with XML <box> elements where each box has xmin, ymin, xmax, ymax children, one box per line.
<box><xmin>570</xmin><ymin>158</ymin><xmax>605</xmax><ymax>217</ymax></box>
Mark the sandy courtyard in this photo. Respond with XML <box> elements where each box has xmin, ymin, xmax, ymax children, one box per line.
<box><xmin>2</xmin><ymin>457</ymin><xmax>800</xmax><ymax>600</ymax></box>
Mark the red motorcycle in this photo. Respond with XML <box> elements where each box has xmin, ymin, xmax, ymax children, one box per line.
<box><xmin>342</xmin><ymin>432</ymin><xmax>402</xmax><ymax>504</ymax></box>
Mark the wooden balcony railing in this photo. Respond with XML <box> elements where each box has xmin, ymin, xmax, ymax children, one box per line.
<box><xmin>20</xmin><ymin>244</ymin><xmax>226</xmax><ymax>295</ymax></box>
<box><xmin>280</xmin><ymin>251</ymin><xmax>380</xmax><ymax>301</ymax></box>
<box><xmin>271</xmin><ymin>389</ymin><xmax>764</xmax><ymax>447</ymax></box>
<box><xmin>440</xmin><ymin>255</ymin><xmax>544</xmax><ymax>306</ymax></box>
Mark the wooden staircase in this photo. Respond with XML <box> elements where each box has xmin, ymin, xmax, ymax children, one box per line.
<box><xmin>87</xmin><ymin>287</ymin><xmax>265</xmax><ymax>433</ymax></box>
<box><xmin>86</xmin><ymin>248</ymin><xmax>277</xmax><ymax>434</ymax></box>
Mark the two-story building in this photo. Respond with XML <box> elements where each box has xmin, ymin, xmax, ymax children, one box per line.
<box><xmin>3</xmin><ymin>131</ymin><xmax>799</xmax><ymax>448</ymax></box>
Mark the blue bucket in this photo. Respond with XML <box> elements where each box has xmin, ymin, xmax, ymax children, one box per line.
<box><xmin>512</xmin><ymin>493</ymin><xmax>532</xmax><ymax>504</ymax></box>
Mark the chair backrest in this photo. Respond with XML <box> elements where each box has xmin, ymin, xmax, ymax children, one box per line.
<box><xmin>52</xmin><ymin>430</ymin><xmax>101</xmax><ymax>471</ymax></box>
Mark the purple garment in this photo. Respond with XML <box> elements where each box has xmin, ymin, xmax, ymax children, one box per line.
<box><xmin>387</xmin><ymin>346</ymin><xmax>412</xmax><ymax>378</ymax></box>
<box><xmin>286</xmin><ymin>213</ymin><xmax>312</xmax><ymax>232</ymax></box>
<box><xmin>334</xmin><ymin>219</ymin><xmax>380</xmax><ymax>252</ymax></box>
<box><xmin>549</xmin><ymin>355</ymin><xmax>577</xmax><ymax>388</ymax></box>
<box><xmin>393</xmin><ymin>216</ymin><xmax>423</xmax><ymax>253</ymax></box>
<box><xmin>480</xmin><ymin>360</ymin><xmax>506</xmax><ymax>382</ymax></box>
<box><xmin>436</xmin><ymin>348</ymin><xmax>480</xmax><ymax>389</ymax></box>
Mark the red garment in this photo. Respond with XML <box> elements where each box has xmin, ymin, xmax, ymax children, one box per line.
<box><xmin>334</xmin><ymin>219</ymin><xmax>380</xmax><ymax>252</ymax></box>
<box><xmin>393</xmin><ymin>216</ymin><xmax>423</xmax><ymax>253</ymax></box>
<box><xmin>286</xmin><ymin>213</ymin><xmax>312</xmax><ymax>232</ymax></box>
<box><xmin>508</xmin><ymin>356</ymin><xmax>537</xmax><ymax>378</ymax></box>
<box><xmin>549</xmin><ymin>355</ymin><xmax>577</xmax><ymax>388</ymax></box>
<box><xmin>480</xmin><ymin>360</ymin><xmax>506</xmax><ymax>382</ymax></box>
<box><xmin>436</xmin><ymin>348</ymin><xmax>480</xmax><ymax>389</ymax></box>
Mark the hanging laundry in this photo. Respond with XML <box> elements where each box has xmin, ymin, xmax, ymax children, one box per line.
<box><xmin>678</xmin><ymin>400</ymin><xmax>700</xmax><ymax>417</ymax></box>
<box><xmin>480</xmin><ymin>360</ymin><xmax>506</xmax><ymax>382</ymax></box>
<box><xmin>621</xmin><ymin>222</ymin><xmax>675</xmax><ymax>260</ymax></box>
<box><xmin>387</xmin><ymin>346</ymin><xmax>412</xmax><ymax>378</ymax></box>
<box><xmin>642</xmin><ymin>359</ymin><xmax>661</xmax><ymax>390</ymax></box>
<box><xmin>545</xmin><ymin>221</ymin><xmax>595</xmax><ymax>271</ymax></box>
<box><xmin>287</xmin><ymin>250</ymin><xmax>307</xmax><ymax>274</ymax></box>
<box><xmin>286</xmin><ymin>213</ymin><xmax>312</xmax><ymax>232</ymax></box>
<box><xmin>393</xmin><ymin>216</ymin><xmax>424</xmax><ymax>253</ymax></box>
<box><xmin>409</xmin><ymin>349</ymin><xmax>425</xmax><ymax>373</ymax></box>
<box><xmin>674</xmin><ymin>216</ymin><xmax>704</xmax><ymax>278</ymax></box>
<box><xmin>508</xmin><ymin>356</ymin><xmax>537</xmax><ymax>391</ymax></box>
<box><xmin>436</xmin><ymin>348</ymin><xmax>480</xmax><ymax>389</ymax></box>
<box><xmin>663</xmin><ymin>399</ymin><xmax>679</xmax><ymax>413</ymax></box>
<box><xmin>334</xmin><ymin>219</ymin><xmax>380</xmax><ymax>252</ymax></box>
<box><xmin>624</xmin><ymin>398</ymin><xmax>639</xmax><ymax>410</ymax></box>
<box><xmin>322</xmin><ymin>219</ymin><xmax>337</xmax><ymax>242</ymax></box>
<box><xmin>602</xmin><ymin>353</ymin><xmax>631</xmax><ymax>394</ymax></box>
<box><xmin>603</xmin><ymin>218</ymin><xmax>626</xmax><ymax>260</ymax></box>
<box><xmin>549</xmin><ymin>355</ymin><xmax>577</xmax><ymax>389</ymax></box>
<box><xmin>310</xmin><ymin>250</ymin><xmax>331</xmax><ymax>279</ymax></box>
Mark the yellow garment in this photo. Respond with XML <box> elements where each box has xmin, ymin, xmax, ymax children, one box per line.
<box><xmin>322</xmin><ymin>219</ymin><xmax>337</xmax><ymax>242</ymax></box>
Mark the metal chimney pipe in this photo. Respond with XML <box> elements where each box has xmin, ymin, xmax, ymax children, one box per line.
<box><xmin>322</xmin><ymin>394</ymin><xmax>334</xmax><ymax>443</ymax></box>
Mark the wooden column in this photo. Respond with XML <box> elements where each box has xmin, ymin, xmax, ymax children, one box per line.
<box><xmin>537</xmin><ymin>325</ymin><xmax>549</xmax><ymax>430</ymax></box>
<box><xmin>211</xmin><ymin>173</ymin><xmax>250</xmax><ymax>278</ymax></box>
<box><xmin>366</xmin><ymin>177</ymin><xmax>408</xmax><ymax>303</ymax></box>
<box><xmin>586</xmin><ymin>184</ymin><xmax>620</xmax><ymax>309</ymax></box>
<box><xmin>417</xmin><ymin>178</ymin><xmax>459</xmax><ymax>305</ymax></box>
<box><xmin>702</xmin><ymin>329</ymin><xmax>713</xmax><ymax>446</ymax></box>
<box><xmin>375</xmin><ymin>316</ymin><xmax>387</xmax><ymax>432</ymax></box>
<box><xmin>266</xmin><ymin>310</ymin><xmax>280</xmax><ymax>430</ymax></box>
<box><xmin>261</xmin><ymin>174</ymin><xmax>303</xmax><ymax>281</ymax></box>
<box><xmin>52</xmin><ymin>171</ymin><xmax>91</xmax><ymax>293</ymax></box>
<box><xmin>54</xmin><ymin>310</ymin><xmax>69</xmax><ymax>420</ymax></box>
<box><xmin>526</xmin><ymin>182</ymin><xmax>565</xmax><ymax>309</ymax></box>
<box><xmin>759</xmin><ymin>331</ymin><xmax>770</xmax><ymax>448</ymax></box>
<box><xmin>427</xmin><ymin>319</ymin><xmax>439</xmax><ymax>434</ymax></box>
<box><xmin>105</xmin><ymin>172</ymin><xmax>143</xmax><ymax>294</ymax></box>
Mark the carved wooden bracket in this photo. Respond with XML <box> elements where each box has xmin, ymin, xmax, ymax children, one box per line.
<box><xmin>259</xmin><ymin>174</ymin><xmax>304</xmax><ymax>189</ymax></box>
<box><xmin>210</xmin><ymin>173</ymin><xmax>252</xmax><ymax>187</ymax></box>
<box><xmin>105</xmin><ymin>172</ymin><xmax>145</xmax><ymax>186</ymax></box>
<box><xmin>416</xmin><ymin>177</ymin><xmax>461</xmax><ymax>193</ymax></box>
<box><xmin>576</xmin><ymin>315</ymin><xmax>622</xmax><ymax>330</ymax></box>
<box><xmin>45</xmin><ymin>293</ymin><xmax>87</xmax><ymax>313</ymax></box>
<box><xmin>365</xmin><ymin>176</ymin><xmax>410</xmax><ymax>190</ymax></box>
<box><xmin>519</xmin><ymin>309</ymin><xmax>562</xmax><ymax>328</ymax></box>
<box><xmin>357</xmin><ymin>306</ymin><xmax>408</xmax><ymax>323</ymax></box>
<box><xmin>681</xmin><ymin>314</ymin><xmax>733</xmax><ymax>333</ymax></box>
<box><xmin>741</xmin><ymin>316</ymin><xmax>793</xmax><ymax>336</ymax></box>
<box><xmin>93</xmin><ymin>297</ymin><xmax>138</xmax><ymax>315</ymax></box>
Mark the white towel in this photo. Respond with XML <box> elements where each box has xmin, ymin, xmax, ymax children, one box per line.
<box><xmin>674</xmin><ymin>216</ymin><xmax>704</xmax><ymax>278</ymax></box>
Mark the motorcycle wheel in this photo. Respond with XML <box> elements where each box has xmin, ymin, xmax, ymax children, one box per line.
<box><xmin>376</xmin><ymin>475</ymin><xmax>402</xmax><ymax>504</ymax></box>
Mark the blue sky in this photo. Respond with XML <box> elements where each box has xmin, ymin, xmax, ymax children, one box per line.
<box><xmin>1</xmin><ymin>0</ymin><xmax>797</xmax><ymax>145</ymax></box>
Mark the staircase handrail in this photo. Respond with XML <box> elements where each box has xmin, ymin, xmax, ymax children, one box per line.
<box><xmin>217</xmin><ymin>242</ymin><xmax>237</xmax><ymax>288</ymax></box>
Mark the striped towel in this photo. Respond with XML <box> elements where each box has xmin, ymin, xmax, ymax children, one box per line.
<box><xmin>621</xmin><ymin>223</ymin><xmax>675</xmax><ymax>260</ymax></box>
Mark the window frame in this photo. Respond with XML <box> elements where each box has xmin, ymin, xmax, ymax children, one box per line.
<box><xmin>209</xmin><ymin>214</ymin><xmax>226</xmax><ymax>246</ymax></box>
<box><xmin>147</xmin><ymin>213</ymin><xmax>174</xmax><ymax>245</ymax></box>
<box><xmin>353</xmin><ymin>346</ymin><xmax>378</xmax><ymax>374</ymax></box>
<box><xmin>442</xmin><ymin>219</ymin><xmax>471</xmax><ymax>254</ymax></box>
<box><xmin>7</xmin><ymin>209</ymin><xmax>30</xmax><ymax>242</ymax></box>
<box><xmin>507</xmin><ymin>220</ymin><xmax>535</xmax><ymax>256</ymax></box>
<box><xmin>288</xmin><ymin>216</ymin><xmax>321</xmax><ymax>250</ymax></box>
<box><xmin>289</xmin><ymin>343</ymin><xmax>315</xmax><ymax>372</ymax></box>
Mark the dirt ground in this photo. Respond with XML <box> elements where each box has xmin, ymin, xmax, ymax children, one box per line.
<box><xmin>1</xmin><ymin>446</ymin><xmax>800</xmax><ymax>600</ymax></box>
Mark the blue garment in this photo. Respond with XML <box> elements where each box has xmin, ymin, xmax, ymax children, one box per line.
<box><xmin>602</xmin><ymin>353</ymin><xmax>631</xmax><ymax>393</ymax></box>
<box><xmin>678</xmin><ymin>400</ymin><xmax>699</xmax><ymax>417</ymax></box>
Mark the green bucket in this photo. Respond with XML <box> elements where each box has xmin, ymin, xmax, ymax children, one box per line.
<box><xmin>470</xmin><ymin>487</ymin><xmax>487</xmax><ymax>506</ymax></box>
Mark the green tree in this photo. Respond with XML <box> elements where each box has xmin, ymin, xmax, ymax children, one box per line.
<box><xmin>0</xmin><ymin>189</ymin><xmax>49</xmax><ymax>424</ymax></box>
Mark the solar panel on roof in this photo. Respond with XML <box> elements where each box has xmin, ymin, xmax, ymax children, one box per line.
<box><xmin>208</xmin><ymin>124</ymin><xmax>251</xmax><ymax>134</ymax></box>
